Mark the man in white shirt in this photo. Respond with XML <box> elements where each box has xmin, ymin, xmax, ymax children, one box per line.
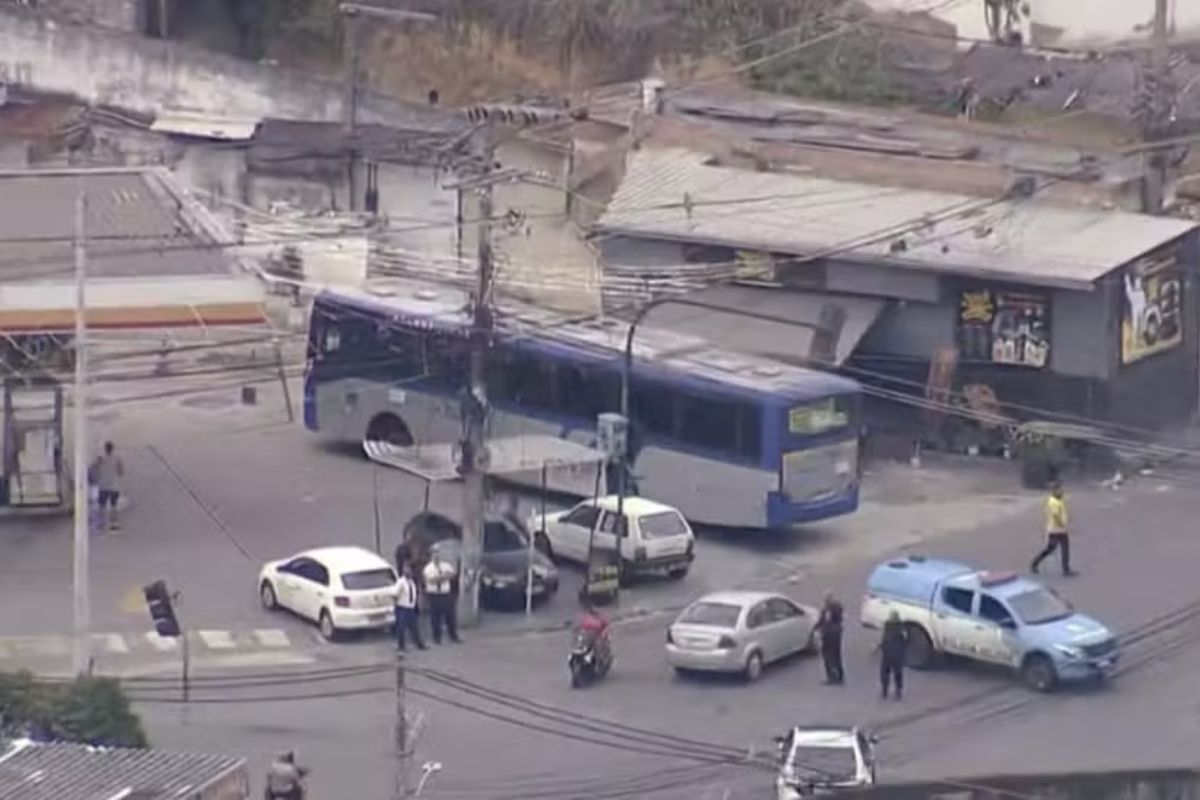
<box><xmin>422</xmin><ymin>549</ymin><xmax>461</xmax><ymax>644</ymax></box>
<box><xmin>394</xmin><ymin>563</ymin><xmax>425</xmax><ymax>651</ymax></box>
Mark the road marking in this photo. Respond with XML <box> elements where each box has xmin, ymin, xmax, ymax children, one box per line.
<box><xmin>93</xmin><ymin>633</ymin><xmax>129</xmax><ymax>654</ymax></box>
<box><xmin>254</xmin><ymin>629</ymin><xmax>291</xmax><ymax>648</ymax></box>
<box><xmin>197</xmin><ymin>630</ymin><xmax>236</xmax><ymax>650</ymax></box>
<box><xmin>145</xmin><ymin>632</ymin><xmax>179</xmax><ymax>651</ymax></box>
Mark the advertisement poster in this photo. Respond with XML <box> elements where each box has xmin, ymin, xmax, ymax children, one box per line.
<box><xmin>957</xmin><ymin>288</ymin><xmax>1051</xmax><ymax>368</ymax></box>
<box><xmin>1121</xmin><ymin>247</ymin><xmax>1183</xmax><ymax>364</ymax></box>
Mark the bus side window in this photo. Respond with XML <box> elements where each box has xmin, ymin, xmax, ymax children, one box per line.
<box><xmin>511</xmin><ymin>353</ymin><xmax>556</xmax><ymax>410</ymax></box>
<box><xmin>323</xmin><ymin>326</ymin><xmax>341</xmax><ymax>354</ymax></box>
<box><xmin>557</xmin><ymin>365</ymin><xmax>619</xmax><ymax>419</ymax></box>
<box><xmin>736</xmin><ymin>403</ymin><xmax>762</xmax><ymax>461</ymax></box>
<box><xmin>631</xmin><ymin>382</ymin><xmax>675</xmax><ymax>437</ymax></box>
<box><xmin>679</xmin><ymin>394</ymin><xmax>738</xmax><ymax>456</ymax></box>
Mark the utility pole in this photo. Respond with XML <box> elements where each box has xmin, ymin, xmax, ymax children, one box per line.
<box><xmin>339</xmin><ymin>3</ymin><xmax>437</xmax><ymax>213</ymax></box>
<box><xmin>1141</xmin><ymin>0</ymin><xmax>1174</xmax><ymax>214</ymax></box>
<box><xmin>71</xmin><ymin>181</ymin><xmax>90</xmax><ymax>676</ymax></box>
<box><xmin>394</xmin><ymin>649</ymin><xmax>409</xmax><ymax>800</ymax></box>
<box><xmin>342</xmin><ymin>8</ymin><xmax>361</xmax><ymax>212</ymax></box>
<box><xmin>457</xmin><ymin>132</ymin><xmax>496</xmax><ymax>629</ymax></box>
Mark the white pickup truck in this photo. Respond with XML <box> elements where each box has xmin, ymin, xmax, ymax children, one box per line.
<box><xmin>860</xmin><ymin>556</ymin><xmax>1119</xmax><ymax>692</ymax></box>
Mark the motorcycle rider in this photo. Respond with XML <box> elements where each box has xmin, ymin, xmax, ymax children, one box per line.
<box><xmin>577</xmin><ymin>602</ymin><xmax>612</xmax><ymax>662</ymax></box>
<box><xmin>265</xmin><ymin>751</ymin><xmax>308</xmax><ymax>800</ymax></box>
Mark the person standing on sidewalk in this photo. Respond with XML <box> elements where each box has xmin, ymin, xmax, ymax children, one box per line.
<box><xmin>878</xmin><ymin>610</ymin><xmax>908</xmax><ymax>701</ymax></box>
<box><xmin>423</xmin><ymin>548</ymin><xmax>461</xmax><ymax>644</ymax></box>
<box><xmin>816</xmin><ymin>594</ymin><xmax>845</xmax><ymax>685</ymax></box>
<box><xmin>90</xmin><ymin>441</ymin><xmax>124</xmax><ymax>531</ymax></box>
<box><xmin>1031</xmin><ymin>482</ymin><xmax>1074</xmax><ymax>576</ymax></box>
<box><xmin>394</xmin><ymin>563</ymin><xmax>425</xmax><ymax>652</ymax></box>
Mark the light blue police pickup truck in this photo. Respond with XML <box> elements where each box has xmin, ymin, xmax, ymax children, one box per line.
<box><xmin>860</xmin><ymin>555</ymin><xmax>1119</xmax><ymax>691</ymax></box>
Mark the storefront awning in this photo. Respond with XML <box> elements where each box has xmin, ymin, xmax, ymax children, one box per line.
<box><xmin>642</xmin><ymin>285</ymin><xmax>883</xmax><ymax>366</ymax></box>
<box><xmin>0</xmin><ymin>277</ymin><xmax>268</xmax><ymax>333</ymax></box>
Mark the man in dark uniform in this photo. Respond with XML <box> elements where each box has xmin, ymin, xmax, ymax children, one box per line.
<box><xmin>879</xmin><ymin>610</ymin><xmax>909</xmax><ymax>701</ymax></box>
<box><xmin>816</xmin><ymin>594</ymin><xmax>845</xmax><ymax>685</ymax></box>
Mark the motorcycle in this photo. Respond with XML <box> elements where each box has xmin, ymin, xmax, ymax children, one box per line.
<box><xmin>568</xmin><ymin>629</ymin><xmax>613</xmax><ymax>688</ymax></box>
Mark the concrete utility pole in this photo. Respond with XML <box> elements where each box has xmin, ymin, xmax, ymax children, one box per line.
<box><xmin>71</xmin><ymin>182</ymin><xmax>90</xmax><ymax>676</ymax></box>
<box><xmin>1141</xmin><ymin>0</ymin><xmax>1174</xmax><ymax>214</ymax></box>
<box><xmin>394</xmin><ymin>650</ymin><xmax>409</xmax><ymax>800</ymax></box>
<box><xmin>457</xmin><ymin>133</ymin><xmax>497</xmax><ymax>629</ymax></box>
<box><xmin>339</xmin><ymin>3</ymin><xmax>436</xmax><ymax>212</ymax></box>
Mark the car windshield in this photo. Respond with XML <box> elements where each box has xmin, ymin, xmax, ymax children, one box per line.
<box><xmin>787</xmin><ymin>745</ymin><xmax>858</xmax><ymax>783</ymax></box>
<box><xmin>1008</xmin><ymin>588</ymin><xmax>1073</xmax><ymax>625</ymax></box>
<box><xmin>484</xmin><ymin>521</ymin><xmax>526</xmax><ymax>552</ymax></box>
<box><xmin>639</xmin><ymin>511</ymin><xmax>688</xmax><ymax>539</ymax></box>
<box><xmin>678</xmin><ymin>602</ymin><xmax>741</xmax><ymax>628</ymax></box>
<box><xmin>341</xmin><ymin>568</ymin><xmax>397</xmax><ymax>591</ymax></box>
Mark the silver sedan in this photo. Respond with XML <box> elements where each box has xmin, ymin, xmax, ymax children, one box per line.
<box><xmin>666</xmin><ymin>591</ymin><xmax>819</xmax><ymax>682</ymax></box>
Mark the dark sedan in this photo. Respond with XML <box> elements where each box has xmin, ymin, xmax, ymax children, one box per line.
<box><xmin>406</xmin><ymin>512</ymin><xmax>560</xmax><ymax>610</ymax></box>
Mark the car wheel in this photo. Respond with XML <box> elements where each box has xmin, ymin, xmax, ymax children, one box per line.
<box><xmin>904</xmin><ymin>624</ymin><xmax>936</xmax><ymax>670</ymax></box>
<box><xmin>319</xmin><ymin>610</ymin><xmax>339</xmax><ymax>642</ymax></box>
<box><xmin>801</xmin><ymin>629</ymin><xmax>817</xmax><ymax>655</ymax></box>
<box><xmin>259</xmin><ymin>581</ymin><xmax>277</xmax><ymax>611</ymax></box>
<box><xmin>1021</xmin><ymin>654</ymin><xmax>1057</xmax><ymax>692</ymax></box>
<box><xmin>743</xmin><ymin>650</ymin><xmax>765</xmax><ymax>683</ymax></box>
<box><xmin>667</xmin><ymin>566</ymin><xmax>689</xmax><ymax>581</ymax></box>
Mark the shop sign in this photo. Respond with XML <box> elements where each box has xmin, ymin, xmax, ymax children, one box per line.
<box><xmin>1121</xmin><ymin>246</ymin><xmax>1183</xmax><ymax>364</ymax></box>
<box><xmin>957</xmin><ymin>287</ymin><xmax>1050</xmax><ymax>368</ymax></box>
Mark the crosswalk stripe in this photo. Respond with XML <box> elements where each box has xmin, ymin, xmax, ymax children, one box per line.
<box><xmin>145</xmin><ymin>632</ymin><xmax>179</xmax><ymax>651</ymax></box>
<box><xmin>254</xmin><ymin>629</ymin><xmax>291</xmax><ymax>648</ymax></box>
<box><xmin>197</xmin><ymin>630</ymin><xmax>236</xmax><ymax>650</ymax></box>
<box><xmin>93</xmin><ymin>633</ymin><xmax>129</xmax><ymax>654</ymax></box>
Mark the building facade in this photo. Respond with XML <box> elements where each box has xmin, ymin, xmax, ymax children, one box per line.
<box><xmin>595</xmin><ymin>148</ymin><xmax>1200</xmax><ymax>435</ymax></box>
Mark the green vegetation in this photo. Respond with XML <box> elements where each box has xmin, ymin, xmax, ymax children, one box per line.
<box><xmin>0</xmin><ymin>671</ymin><xmax>148</xmax><ymax>748</ymax></box>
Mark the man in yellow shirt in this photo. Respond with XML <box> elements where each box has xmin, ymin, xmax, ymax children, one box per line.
<box><xmin>1031</xmin><ymin>483</ymin><xmax>1074</xmax><ymax>576</ymax></box>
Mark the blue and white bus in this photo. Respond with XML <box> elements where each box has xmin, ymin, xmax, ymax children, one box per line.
<box><xmin>303</xmin><ymin>281</ymin><xmax>862</xmax><ymax>529</ymax></box>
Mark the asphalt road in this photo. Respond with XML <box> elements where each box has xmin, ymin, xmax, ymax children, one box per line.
<box><xmin>4</xmin><ymin>376</ymin><xmax>1199</xmax><ymax>799</ymax></box>
<box><xmin>130</xmin><ymin>471</ymin><xmax>1200</xmax><ymax>800</ymax></box>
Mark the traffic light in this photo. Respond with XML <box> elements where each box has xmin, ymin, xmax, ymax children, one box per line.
<box><xmin>143</xmin><ymin>580</ymin><xmax>181</xmax><ymax>638</ymax></box>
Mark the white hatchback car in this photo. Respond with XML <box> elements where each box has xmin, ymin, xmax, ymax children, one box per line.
<box><xmin>775</xmin><ymin>726</ymin><xmax>877</xmax><ymax>798</ymax></box>
<box><xmin>259</xmin><ymin>546</ymin><xmax>398</xmax><ymax>640</ymax></box>
<box><xmin>530</xmin><ymin>495</ymin><xmax>695</xmax><ymax>581</ymax></box>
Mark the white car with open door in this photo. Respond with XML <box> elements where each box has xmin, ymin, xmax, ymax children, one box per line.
<box><xmin>530</xmin><ymin>495</ymin><xmax>695</xmax><ymax>581</ymax></box>
<box><xmin>259</xmin><ymin>546</ymin><xmax>398</xmax><ymax>640</ymax></box>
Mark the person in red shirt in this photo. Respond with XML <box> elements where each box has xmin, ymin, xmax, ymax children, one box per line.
<box><xmin>579</xmin><ymin>603</ymin><xmax>609</xmax><ymax>641</ymax></box>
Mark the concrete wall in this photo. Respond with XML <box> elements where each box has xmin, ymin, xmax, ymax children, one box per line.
<box><xmin>37</xmin><ymin>0</ymin><xmax>140</xmax><ymax>32</ymax></box>
<box><xmin>842</xmin><ymin>767</ymin><xmax>1200</xmax><ymax>799</ymax></box>
<box><xmin>0</xmin><ymin>6</ymin><xmax>342</xmax><ymax>119</ymax></box>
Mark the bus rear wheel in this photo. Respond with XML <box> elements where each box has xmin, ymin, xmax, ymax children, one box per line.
<box><xmin>364</xmin><ymin>414</ymin><xmax>413</xmax><ymax>454</ymax></box>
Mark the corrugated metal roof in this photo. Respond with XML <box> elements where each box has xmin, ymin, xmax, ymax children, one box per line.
<box><xmin>595</xmin><ymin>149</ymin><xmax>1198</xmax><ymax>290</ymax></box>
<box><xmin>0</xmin><ymin>168</ymin><xmax>234</xmax><ymax>282</ymax></box>
<box><xmin>640</xmin><ymin>286</ymin><xmax>884</xmax><ymax>366</ymax></box>
<box><xmin>150</xmin><ymin>110</ymin><xmax>261</xmax><ymax>141</ymax></box>
<box><xmin>0</xmin><ymin>739</ymin><xmax>245</xmax><ymax>800</ymax></box>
